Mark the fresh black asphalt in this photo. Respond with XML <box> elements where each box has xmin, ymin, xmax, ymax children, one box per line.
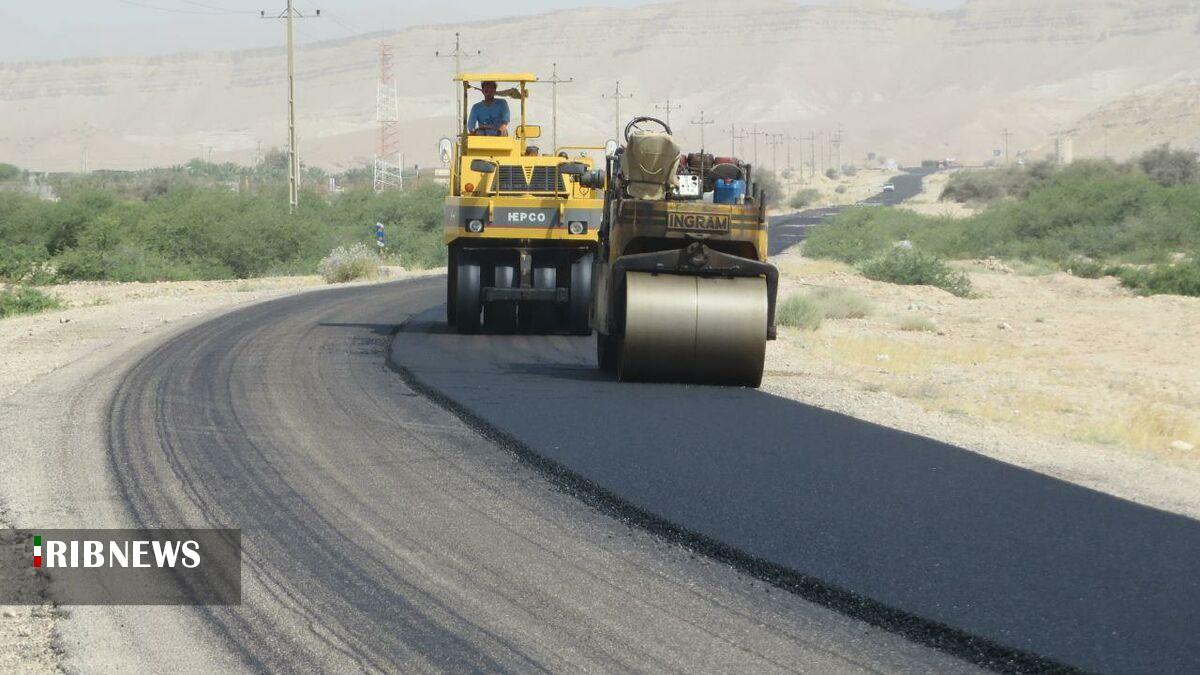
<box><xmin>391</xmin><ymin>306</ymin><xmax>1200</xmax><ymax>674</ymax></box>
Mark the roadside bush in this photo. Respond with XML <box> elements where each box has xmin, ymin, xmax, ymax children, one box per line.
<box><xmin>776</xmin><ymin>294</ymin><xmax>824</xmax><ymax>330</ymax></box>
<box><xmin>0</xmin><ymin>163</ymin><xmax>22</xmax><ymax>182</ymax></box>
<box><xmin>0</xmin><ymin>286</ymin><xmax>61</xmax><ymax>318</ymax></box>
<box><xmin>318</xmin><ymin>242</ymin><xmax>379</xmax><ymax>283</ymax></box>
<box><xmin>1114</xmin><ymin>259</ymin><xmax>1200</xmax><ymax>297</ymax></box>
<box><xmin>0</xmin><ymin>176</ymin><xmax>447</xmax><ymax>284</ymax></box>
<box><xmin>825</xmin><ymin>168</ymin><xmax>839</xmax><ymax>180</ymax></box>
<box><xmin>1065</xmin><ymin>257</ymin><xmax>1106</xmax><ymax>279</ymax></box>
<box><xmin>1137</xmin><ymin>144</ymin><xmax>1199</xmax><ymax>188</ymax></box>
<box><xmin>755</xmin><ymin>170</ymin><xmax>783</xmax><ymax>205</ymax></box>
<box><xmin>788</xmin><ymin>188</ymin><xmax>820</xmax><ymax>210</ymax></box>
<box><xmin>859</xmin><ymin>249</ymin><xmax>973</xmax><ymax>297</ymax></box>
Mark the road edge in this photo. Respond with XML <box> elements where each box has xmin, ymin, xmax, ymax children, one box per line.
<box><xmin>385</xmin><ymin>312</ymin><xmax>1076</xmax><ymax>675</ymax></box>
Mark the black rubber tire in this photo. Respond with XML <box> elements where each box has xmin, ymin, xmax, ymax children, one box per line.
<box><xmin>446</xmin><ymin>247</ymin><xmax>457</xmax><ymax>325</ymax></box>
<box><xmin>596</xmin><ymin>331</ymin><xmax>618</xmax><ymax>373</ymax></box>
<box><xmin>484</xmin><ymin>265</ymin><xmax>518</xmax><ymax>330</ymax></box>
<box><xmin>454</xmin><ymin>256</ymin><xmax>482</xmax><ymax>334</ymax></box>
<box><xmin>530</xmin><ymin>266</ymin><xmax>558</xmax><ymax>332</ymax></box>
<box><xmin>568</xmin><ymin>253</ymin><xmax>594</xmax><ymax>335</ymax></box>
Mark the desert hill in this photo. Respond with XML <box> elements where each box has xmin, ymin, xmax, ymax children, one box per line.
<box><xmin>2</xmin><ymin>0</ymin><xmax>1199</xmax><ymax>172</ymax></box>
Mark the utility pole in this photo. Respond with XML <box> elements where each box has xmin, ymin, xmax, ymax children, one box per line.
<box><xmin>833</xmin><ymin>124</ymin><xmax>844</xmax><ymax>171</ymax></box>
<box><xmin>541</xmin><ymin>62</ymin><xmax>573</xmax><ymax>153</ymax></box>
<box><xmin>767</xmin><ymin>133</ymin><xmax>784</xmax><ymax>173</ymax></box>
<box><xmin>729</xmin><ymin>124</ymin><xmax>747</xmax><ymax>158</ymax></box>
<box><xmin>655</xmin><ymin>98</ymin><xmax>683</xmax><ymax>127</ymax></box>
<box><xmin>602</xmin><ymin>81</ymin><xmax>633</xmax><ymax>143</ymax></box>
<box><xmin>747</xmin><ymin>124</ymin><xmax>769</xmax><ymax>167</ymax></box>
<box><xmin>261</xmin><ymin>2</ymin><xmax>320</xmax><ymax>212</ymax></box>
<box><xmin>690</xmin><ymin>110</ymin><xmax>715</xmax><ymax>151</ymax></box>
<box><xmin>435</xmin><ymin>32</ymin><xmax>481</xmax><ymax>134</ymax></box>
<box><xmin>1002</xmin><ymin>128</ymin><xmax>1012</xmax><ymax>163</ymax></box>
<box><xmin>805</xmin><ymin>131</ymin><xmax>816</xmax><ymax>179</ymax></box>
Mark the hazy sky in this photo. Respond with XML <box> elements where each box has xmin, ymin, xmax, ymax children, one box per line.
<box><xmin>1</xmin><ymin>0</ymin><xmax>968</xmax><ymax>62</ymax></box>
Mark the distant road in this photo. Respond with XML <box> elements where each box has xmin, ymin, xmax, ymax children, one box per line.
<box><xmin>768</xmin><ymin>168</ymin><xmax>934</xmax><ymax>256</ymax></box>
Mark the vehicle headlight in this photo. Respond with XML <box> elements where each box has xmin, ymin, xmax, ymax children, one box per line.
<box><xmin>567</xmin><ymin>221</ymin><xmax>587</xmax><ymax>235</ymax></box>
<box><xmin>466</xmin><ymin>219</ymin><xmax>484</xmax><ymax>233</ymax></box>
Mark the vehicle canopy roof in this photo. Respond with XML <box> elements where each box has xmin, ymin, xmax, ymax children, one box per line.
<box><xmin>455</xmin><ymin>72</ymin><xmax>538</xmax><ymax>84</ymax></box>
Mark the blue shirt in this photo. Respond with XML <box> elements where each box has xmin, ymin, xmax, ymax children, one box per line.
<box><xmin>467</xmin><ymin>99</ymin><xmax>510</xmax><ymax>136</ymax></box>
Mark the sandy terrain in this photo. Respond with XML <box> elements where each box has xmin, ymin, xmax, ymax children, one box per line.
<box><xmin>764</xmin><ymin>250</ymin><xmax>1200</xmax><ymax>519</ymax></box>
<box><xmin>0</xmin><ymin>269</ymin><xmax>430</xmax><ymax>673</ymax></box>
<box><xmin>6</xmin><ymin>0</ymin><xmax>1200</xmax><ymax>171</ymax></box>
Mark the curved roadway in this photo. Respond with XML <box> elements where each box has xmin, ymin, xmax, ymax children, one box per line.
<box><xmin>105</xmin><ymin>279</ymin><xmax>968</xmax><ymax>673</ymax></box>
<box><xmin>392</xmin><ymin>305</ymin><xmax>1200</xmax><ymax>673</ymax></box>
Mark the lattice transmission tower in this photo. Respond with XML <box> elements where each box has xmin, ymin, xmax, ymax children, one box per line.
<box><xmin>374</xmin><ymin>43</ymin><xmax>403</xmax><ymax>193</ymax></box>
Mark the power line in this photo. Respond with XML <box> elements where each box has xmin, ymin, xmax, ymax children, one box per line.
<box><xmin>114</xmin><ymin>0</ymin><xmax>239</xmax><ymax>15</ymax></box>
<box><xmin>435</xmin><ymin>32</ymin><xmax>482</xmax><ymax>134</ymax></box>
<box><xmin>654</xmin><ymin>99</ymin><xmax>682</xmax><ymax>127</ymax></box>
<box><xmin>602</xmin><ymin>81</ymin><xmax>633</xmax><ymax>143</ymax></box>
<box><xmin>181</xmin><ymin>0</ymin><xmax>259</xmax><ymax>14</ymax></box>
<box><xmin>540</xmin><ymin>63</ymin><xmax>573</xmax><ymax>153</ymax></box>
<box><xmin>728</xmin><ymin>124</ymin><xmax>747</xmax><ymax>158</ymax></box>
<box><xmin>690</xmin><ymin>110</ymin><xmax>714</xmax><ymax>152</ymax></box>
<box><xmin>260</xmin><ymin>1</ymin><xmax>320</xmax><ymax>212</ymax></box>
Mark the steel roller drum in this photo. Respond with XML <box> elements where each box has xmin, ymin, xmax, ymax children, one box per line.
<box><xmin>619</xmin><ymin>271</ymin><xmax>768</xmax><ymax>387</ymax></box>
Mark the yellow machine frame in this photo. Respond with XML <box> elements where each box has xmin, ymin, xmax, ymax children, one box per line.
<box><xmin>444</xmin><ymin>73</ymin><xmax>605</xmax><ymax>333</ymax></box>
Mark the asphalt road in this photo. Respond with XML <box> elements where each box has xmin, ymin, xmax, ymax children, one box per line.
<box><xmin>392</xmin><ymin>304</ymin><xmax>1200</xmax><ymax>673</ymax></box>
<box><xmin>104</xmin><ymin>279</ymin><xmax>969</xmax><ymax>673</ymax></box>
<box><xmin>768</xmin><ymin>168</ymin><xmax>933</xmax><ymax>256</ymax></box>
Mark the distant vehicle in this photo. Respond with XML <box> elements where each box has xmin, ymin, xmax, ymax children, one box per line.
<box><xmin>883</xmin><ymin>183</ymin><xmax>895</xmax><ymax>191</ymax></box>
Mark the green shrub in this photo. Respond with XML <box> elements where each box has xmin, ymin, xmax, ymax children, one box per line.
<box><xmin>0</xmin><ymin>286</ymin><xmax>62</xmax><ymax>318</ymax></box>
<box><xmin>755</xmin><ymin>170</ymin><xmax>783</xmax><ymax>206</ymax></box>
<box><xmin>776</xmin><ymin>294</ymin><xmax>824</xmax><ymax>330</ymax></box>
<box><xmin>1137</xmin><ymin>144</ymin><xmax>1199</xmax><ymax>188</ymax></box>
<box><xmin>0</xmin><ymin>179</ymin><xmax>447</xmax><ymax>284</ymax></box>
<box><xmin>859</xmin><ymin>249</ymin><xmax>974</xmax><ymax>297</ymax></box>
<box><xmin>0</xmin><ymin>244</ymin><xmax>54</xmax><ymax>284</ymax></box>
<box><xmin>1065</xmin><ymin>257</ymin><xmax>1106</xmax><ymax>279</ymax></box>
<box><xmin>788</xmin><ymin>188</ymin><xmax>821</xmax><ymax>210</ymax></box>
<box><xmin>1114</xmin><ymin>259</ymin><xmax>1200</xmax><ymax>296</ymax></box>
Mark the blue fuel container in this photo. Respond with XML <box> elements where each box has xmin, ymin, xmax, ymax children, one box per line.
<box><xmin>713</xmin><ymin>178</ymin><xmax>745</xmax><ymax>204</ymax></box>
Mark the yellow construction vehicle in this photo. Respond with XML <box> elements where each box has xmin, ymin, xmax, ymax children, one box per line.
<box><xmin>587</xmin><ymin>117</ymin><xmax>779</xmax><ymax>387</ymax></box>
<box><xmin>444</xmin><ymin>73</ymin><xmax>603</xmax><ymax>333</ymax></box>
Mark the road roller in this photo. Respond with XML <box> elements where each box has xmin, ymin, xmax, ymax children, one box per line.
<box><xmin>584</xmin><ymin>117</ymin><xmax>778</xmax><ymax>387</ymax></box>
<box><xmin>444</xmin><ymin>72</ymin><xmax>605</xmax><ymax>334</ymax></box>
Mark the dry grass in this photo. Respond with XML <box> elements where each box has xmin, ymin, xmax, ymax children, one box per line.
<box><xmin>773</xmin><ymin>257</ymin><xmax>852</xmax><ymax>278</ymax></box>
<box><xmin>897</xmin><ymin>314</ymin><xmax>938</xmax><ymax>332</ymax></box>
<box><xmin>815</xmin><ymin>335</ymin><xmax>1011</xmax><ymax>374</ymax></box>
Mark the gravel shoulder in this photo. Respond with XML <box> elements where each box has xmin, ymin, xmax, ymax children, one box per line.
<box><xmin>0</xmin><ymin>271</ymin><xmax>431</xmax><ymax>673</ymax></box>
<box><xmin>765</xmin><ymin>250</ymin><xmax>1200</xmax><ymax>519</ymax></box>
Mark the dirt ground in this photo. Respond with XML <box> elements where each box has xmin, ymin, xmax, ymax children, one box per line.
<box><xmin>765</xmin><ymin>249</ymin><xmax>1200</xmax><ymax>518</ymax></box>
<box><xmin>0</xmin><ymin>269</ymin><xmax>429</xmax><ymax>673</ymax></box>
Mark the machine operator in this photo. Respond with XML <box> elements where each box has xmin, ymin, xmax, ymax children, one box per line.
<box><xmin>467</xmin><ymin>81</ymin><xmax>510</xmax><ymax>136</ymax></box>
